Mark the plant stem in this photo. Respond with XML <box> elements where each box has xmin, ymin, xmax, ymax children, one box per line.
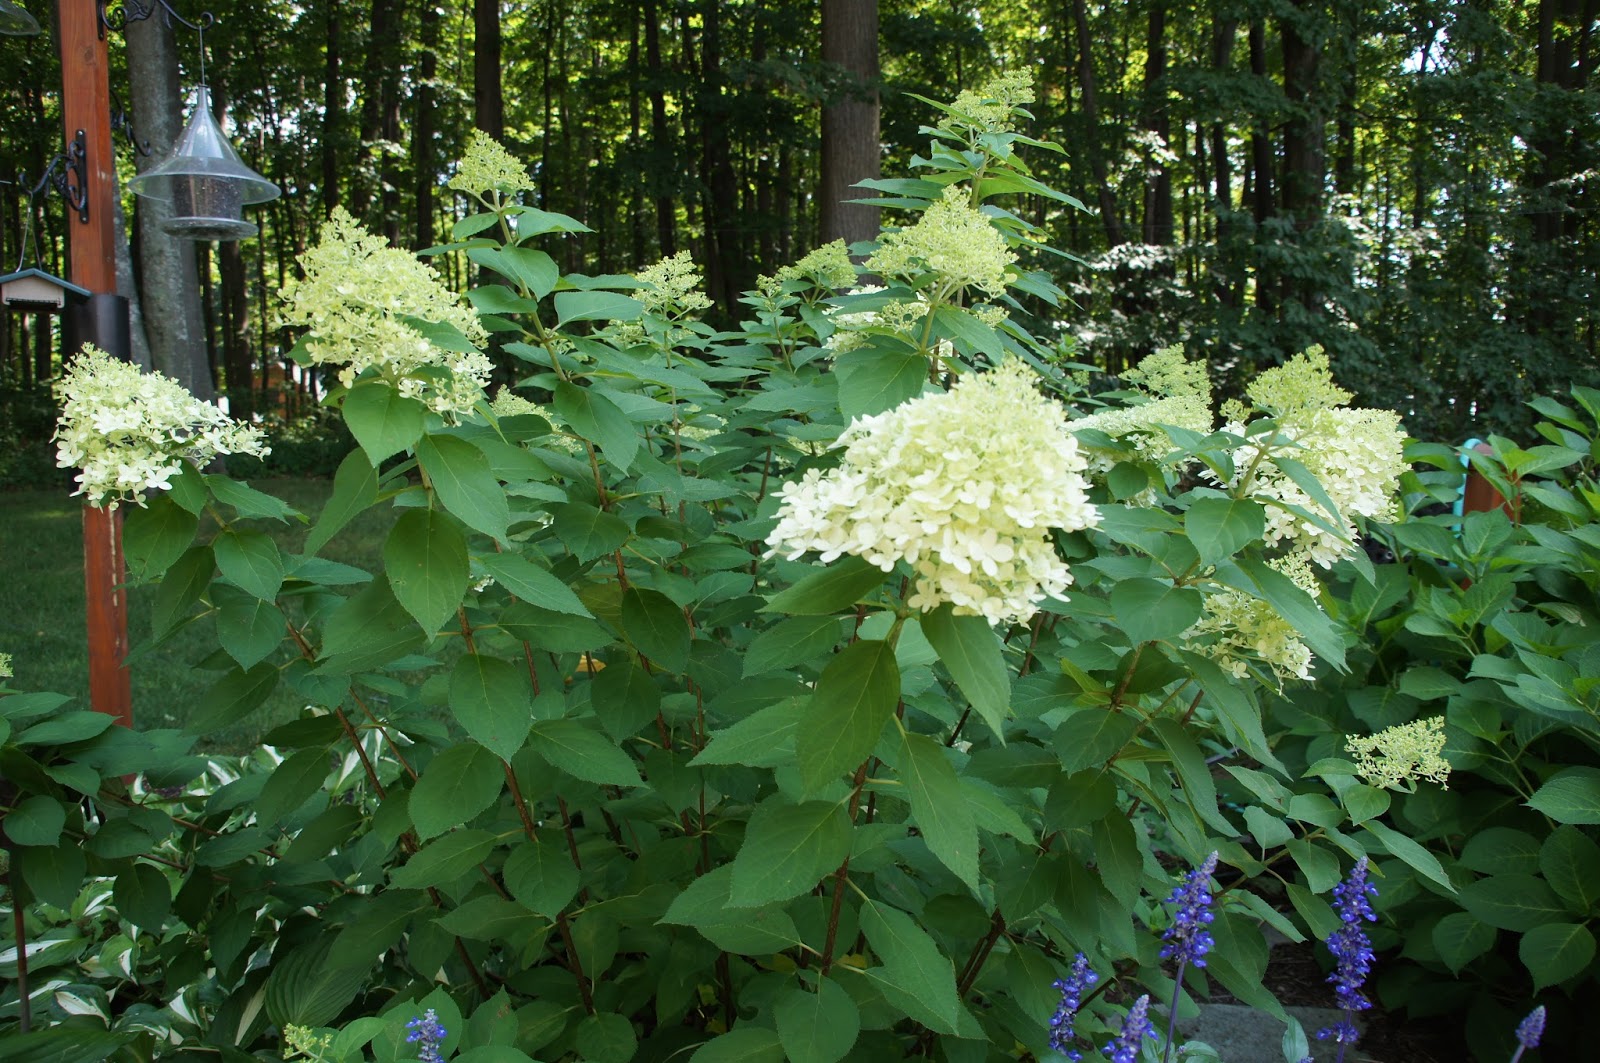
<box><xmin>1162</xmin><ymin>957</ymin><xmax>1188</xmax><ymax>1063</ymax></box>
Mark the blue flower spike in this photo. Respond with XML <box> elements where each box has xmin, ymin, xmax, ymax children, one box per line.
<box><xmin>1103</xmin><ymin>994</ymin><xmax>1156</xmax><ymax>1063</ymax></box>
<box><xmin>1049</xmin><ymin>952</ymin><xmax>1100</xmax><ymax>1061</ymax></box>
<box><xmin>406</xmin><ymin>1009</ymin><xmax>448</xmax><ymax>1063</ymax></box>
<box><xmin>1510</xmin><ymin>1005</ymin><xmax>1545</xmax><ymax>1062</ymax></box>
<box><xmin>1315</xmin><ymin>857</ymin><xmax>1379</xmax><ymax>1063</ymax></box>
<box><xmin>1159</xmin><ymin>851</ymin><xmax>1220</xmax><ymax>1063</ymax></box>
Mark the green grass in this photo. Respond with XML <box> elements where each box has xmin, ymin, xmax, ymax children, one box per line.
<box><xmin>1</xmin><ymin>477</ymin><xmax>393</xmax><ymax>753</ymax></box>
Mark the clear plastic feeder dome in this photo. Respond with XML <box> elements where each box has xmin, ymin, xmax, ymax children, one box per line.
<box><xmin>0</xmin><ymin>1</ymin><xmax>41</xmax><ymax>37</ymax></box>
<box><xmin>128</xmin><ymin>87</ymin><xmax>280</xmax><ymax>241</ymax></box>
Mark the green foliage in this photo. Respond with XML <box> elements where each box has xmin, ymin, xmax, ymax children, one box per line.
<box><xmin>5</xmin><ymin>92</ymin><xmax>1579</xmax><ymax>1061</ymax></box>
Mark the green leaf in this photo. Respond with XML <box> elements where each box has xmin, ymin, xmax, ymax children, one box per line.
<box><xmin>592</xmin><ymin>659</ymin><xmax>661</xmax><ymax>741</ymax></box>
<box><xmin>552</xmin><ymin>501</ymin><xmax>631</xmax><ymax>563</ymax></box>
<box><xmin>796</xmin><ymin>639</ymin><xmax>901</xmax><ymax>794</ymax></box>
<box><xmin>555</xmin><ymin>381</ymin><xmax>639</xmax><ymax>471</ymax></box>
<box><xmin>1184</xmin><ymin>496</ymin><xmax>1266</xmax><ymax>567</ymax></box>
<box><xmin>333</xmin><ymin>891</ymin><xmax>429</xmax><ymax>969</ymax></box>
<box><xmin>214</xmin><ymin>529</ymin><xmax>285</xmax><ymax>601</ymax></box>
<box><xmin>1519</xmin><ymin>922</ymin><xmax>1595</xmax><ymax>991</ymax></box>
<box><xmin>391</xmin><ymin>830</ymin><xmax>499</xmax><ymax>890</ymax></box>
<box><xmin>410</xmin><ymin>742</ymin><xmax>505</xmax><ymax>839</ymax></box>
<box><xmin>384</xmin><ymin>508</ymin><xmax>470</xmax><ymax>636</ymax></box>
<box><xmin>1231</xmin><ymin>557</ymin><xmax>1346</xmax><ymax>670</ymax></box>
<box><xmin>620</xmin><ymin>587</ymin><xmax>691</xmax><ymax>672</ymax></box>
<box><xmin>859</xmin><ymin>899</ymin><xmax>962</xmax><ymax>1034</ymax></box>
<box><xmin>919</xmin><ymin>604</ymin><xmax>1010</xmax><ymax>740</ymax></box>
<box><xmin>1458</xmin><ymin>874</ymin><xmax>1566</xmax><ymax>931</ymax></box>
<box><xmin>1110</xmin><ymin>578</ymin><xmax>1205</xmax><ymax>645</ymax></box>
<box><xmin>834</xmin><ymin>347</ymin><xmax>929</xmax><ymax>420</ymax></box>
<box><xmin>255</xmin><ymin>747</ymin><xmax>331</xmax><ymax>825</ymax></box>
<box><xmin>305</xmin><ymin>449</ymin><xmax>378</xmax><ymax>556</ymax></box>
<box><xmin>1432</xmin><ymin>912</ymin><xmax>1496</xmax><ymax>974</ymax></box>
<box><xmin>317</xmin><ymin>575</ymin><xmax>427</xmax><ymax>673</ymax></box>
<box><xmin>435</xmin><ymin>896</ymin><xmax>539</xmax><ymax>940</ymax></box>
<box><xmin>774</xmin><ymin>978</ymin><xmax>860</xmax><ymax>1063</ymax></box>
<box><xmin>691</xmin><ymin>697</ymin><xmax>805</xmax><ymax>768</ymax></box>
<box><xmin>451</xmin><ymin>654</ymin><xmax>533</xmax><ymax>760</ymax></box>
<box><xmin>554</xmin><ymin>290</ymin><xmax>642</xmax><ymax>326</ymax></box>
<box><xmin>214</xmin><ymin>585</ymin><xmax>285</xmax><ymax>669</ymax></box>
<box><xmin>467</xmin><ymin>246</ymin><xmax>559</xmax><ymax>299</ymax></box>
<box><xmin>0</xmin><ymin>1029</ymin><xmax>135</xmax><ymax>1063</ymax></box>
<box><xmin>264</xmin><ymin>938</ymin><xmax>369</xmax><ymax>1029</ymax></box>
<box><xmin>113</xmin><ymin>862</ymin><xmax>171</xmax><ymax>928</ymax></box>
<box><xmin>150</xmin><ymin>544</ymin><xmax>213</xmax><ymax>635</ymax></box>
<box><xmin>206</xmin><ymin>476</ymin><xmax>302</xmax><ymax>522</ymax></box>
<box><xmin>122</xmin><ymin>496</ymin><xmax>198</xmax><ymax>581</ymax></box>
<box><xmin>688</xmin><ymin>1028</ymin><xmax>784</xmax><ymax>1063</ymax></box>
<box><xmin>5</xmin><ymin>796</ymin><xmax>66</xmax><ymax>846</ymax></box>
<box><xmin>419</xmin><ymin>434</ymin><xmax>510</xmax><ymax>541</ymax></box>
<box><xmin>1527</xmin><ymin>766</ymin><xmax>1600</xmax><ymax>824</ymax></box>
<box><xmin>504</xmin><ymin>839</ymin><xmax>581</xmax><ymax>917</ymax></box>
<box><xmin>728</xmin><ymin>798</ymin><xmax>852</xmax><ymax>907</ymax></box>
<box><xmin>528</xmin><ymin>719</ymin><xmax>643</xmax><ymax>786</ymax></box>
<box><xmin>17</xmin><ymin>844</ymin><xmax>86</xmax><ymax>908</ymax></box>
<box><xmin>1053</xmin><ymin>708</ymin><xmax>1137</xmax><ymax>773</ymax></box>
<box><xmin>744</xmin><ymin>615</ymin><xmax>845</xmax><ymax>676</ymax></box>
<box><xmin>573</xmin><ymin>1013</ymin><xmax>636</xmax><ymax>1063</ymax></box>
<box><xmin>931</xmin><ymin>305</ymin><xmax>1004</xmax><ymax>357</ymax></box>
<box><xmin>765</xmin><ymin>556</ymin><xmax>887</xmax><ymax>615</ymax></box>
<box><xmin>1460</xmin><ymin>827</ymin><xmax>1542</xmax><ymax>875</ymax></box>
<box><xmin>476</xmin><ymin>551</ymin><xmax>591</xmax><ymax>616</ymax></box>
<box><xmin>187</xmin><ymin>662</ymin><xmax>279</xmax><ymax>735</ymax></box>
<box><xmin>1540</xmin><ymin>826</ymin><xmax>1600</xmax><ymax>913</ymax></box>
<box><xmin>1150</xmin><ymin>717</ymin><xmax>1234</xmax><ymax>835</ymax></box>
<box><xmin>897</xmin><ymin>732</ymin><xmax>979</xmax><ymax>892</ymax></box>
<box><xmin>343</xmin><ymin>380</ymin><xmax>426</xmax><ymax>465</ymax></box>
<box><xmin>660</xmin><ymin>865</ymin><xmax>803</xmax><ymax>953</ymax></box>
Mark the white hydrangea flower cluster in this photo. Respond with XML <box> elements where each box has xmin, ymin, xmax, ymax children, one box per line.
<box><xmin>1347</xmin><ymin>716</ymin><xmax>1450</xmax><ymax>791</ymax></box>
<box><xmin>614</xmin><ymin>251</ymin><xmax>713</xmax><ymax>348</ymax></box>
<box><xmin>53</xmin><ymin>345</ymin><xmax>268</xmax><ymax>508</ymax></box>
<box><xmin>278</xmin><ymin>208</ymin><xmax>491</xmax><ymax>419</ymax></box>
<box><xmin>1214</xmin><ymin>349</ymin><xmax>1405</xmax><ymax>568</ymax></box>
<box><xmin>448</xmin><ymin>130</ymin><xmax>535</xmax><ymax>198</ymax></box>
<box><xmin>942</xmin><ymin>70</ymin><xmax>1035</xmax><ymax>135</ymax></box>
<box><xmin>866</xmin><ymin>185</ymin><xmax>1017</xmax><ymax>299</ymax></box>
<box><xmin>766</xmin><ymin>362</ymin><xmax>1099</xmax><ymax>624</ymax></box>
<box><xmin>1066</xmin><ymin>346</ymin><xmax>1213</xmax><ymax>487</ymax></box>
<box><xmin>758</xmin><ymin>240</ymin><xmax>857</xmax><ymax>295</ymax></box>
<box><xmin>1183</xmin><ymin>552</ymin><xmax>1320</xmax><ymax>685</ymax></box>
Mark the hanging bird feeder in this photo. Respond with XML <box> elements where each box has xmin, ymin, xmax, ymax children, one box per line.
<box><xmin>127</xmin><ymin>85</ymin><xmax>280</xmax><ymax>240</ymax></box>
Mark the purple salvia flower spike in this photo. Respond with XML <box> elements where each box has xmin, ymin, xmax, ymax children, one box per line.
<box><xmin>405</xmin><ymin>1008</ymin><xmax>447</xmax><ymax>1063</ymax></box>
<box><xmin>1510</xmin><ymin>1004</ymin><xmax>1545</xmax><ymax>1062</ymax></box>
<box><xmin>1314</xmin><ymin>857</ymin><xmax>1378</xmax><ymax>1063</ymax></box>
<box><xmin>1159</xmin><ymin>850</ymin><xmax>1219</xmax><ymax>970</ymax></box>
<box><xmin>1049</xmin><ymin>952</ymin><xmax>1099</xmax><ymax>1061</ymax></box>
<box><xmin>1102</xmin><ymin>994</ymin><xmax>1156</xmax><ymax>1063</ymax></box>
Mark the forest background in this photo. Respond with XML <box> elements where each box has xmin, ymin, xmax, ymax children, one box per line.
<box><xmin>0</xmin><ymin>0</ymin><xmax>1595</xmax><ymax>476</ymax></box>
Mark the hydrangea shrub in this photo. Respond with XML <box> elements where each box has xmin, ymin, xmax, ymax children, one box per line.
<box><xmin>0</xmin><ymin>79</ymin><xmax>1472</xmax><ymax>1062</ymax></box>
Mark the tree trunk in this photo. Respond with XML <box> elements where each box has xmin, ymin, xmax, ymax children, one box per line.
<box><xmin>819</xmin><ymin>0</ymin><xmax>880</xmax><ymax>249</ymax></box>
<box><xmin>322</xmin><ymin>1</ymin><xmax>342</xmax><ymax>216</ymax></box>
<box><xmin>415</xmin><ymin>0</ymin><xmax>439</xmax><ymax>252</ymax></box>
<box><xmin>1070</xmin><ymin>0</ymin><xmax>1124</xmax><ymax>248</ymax></box>
<box><xmin>1141</xmin><ymin>2</ymin><xmax>1173</xmax><ymax>247</ymax></box>
<box><xmin>1247</xmin><ymin>19</ymin><xmax>1274</xmax><ymax>227</ymax></box>
<box><xmin>700</xmin><ymin>0</ymin><xmax>743</xmax><ymax>310</ymax></box>
<box><xmin>644</xmin><ymin>0</ymin><xmax>675</xmax><ymax>255</ymax></box>
<box><xmin>474</xmin><ymin>0</ymin><xmax>504</xmax><ymax>139</ymax></box>
<box><xmin>1279</xmin><ymin>1</ymin><xmax>1324</xmax><ymax>223</ymax></box>
<box><xmin>124</xmin><ymin>13</ymin><xmax>212</xmax><ymax>399</ymax></box>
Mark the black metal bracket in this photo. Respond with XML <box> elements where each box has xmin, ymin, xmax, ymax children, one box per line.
<box><xmin>60</xmin><ymin>130</ymin><xmax>89</xmax><ymax>224</ymax></box>
<box><xmin>97</xmin><ymin>0</ymin><xmax>213</xmax><ymax>40</ymax></box>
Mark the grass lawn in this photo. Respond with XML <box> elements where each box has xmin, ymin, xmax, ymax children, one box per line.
<box><xmin>1</xmin><ymin>476</ymin><xmax>393</xmax><ymax>753</ymax></box>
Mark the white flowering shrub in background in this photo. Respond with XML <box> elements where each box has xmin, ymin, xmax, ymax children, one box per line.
<box><xmin>53</xmin><ymin>344</ymin><xmax>267</xmax><ymax>506</ymax></box>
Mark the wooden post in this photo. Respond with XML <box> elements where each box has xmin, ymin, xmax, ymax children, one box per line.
<box><xmin>58</xmin><ymin>0</ymin><xmax>133</xmax><ymax>727</ymax></box>
<box><xmin>1462</xmin><ymin>441</ymin><xmax>1521</xmax><ymax>523</ymax></box>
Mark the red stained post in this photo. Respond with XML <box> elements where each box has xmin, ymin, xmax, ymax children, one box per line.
<box><xmin>59</xmin><ymin>0</ymin><xmax>133</xmax><ymax>726</ymax></box>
